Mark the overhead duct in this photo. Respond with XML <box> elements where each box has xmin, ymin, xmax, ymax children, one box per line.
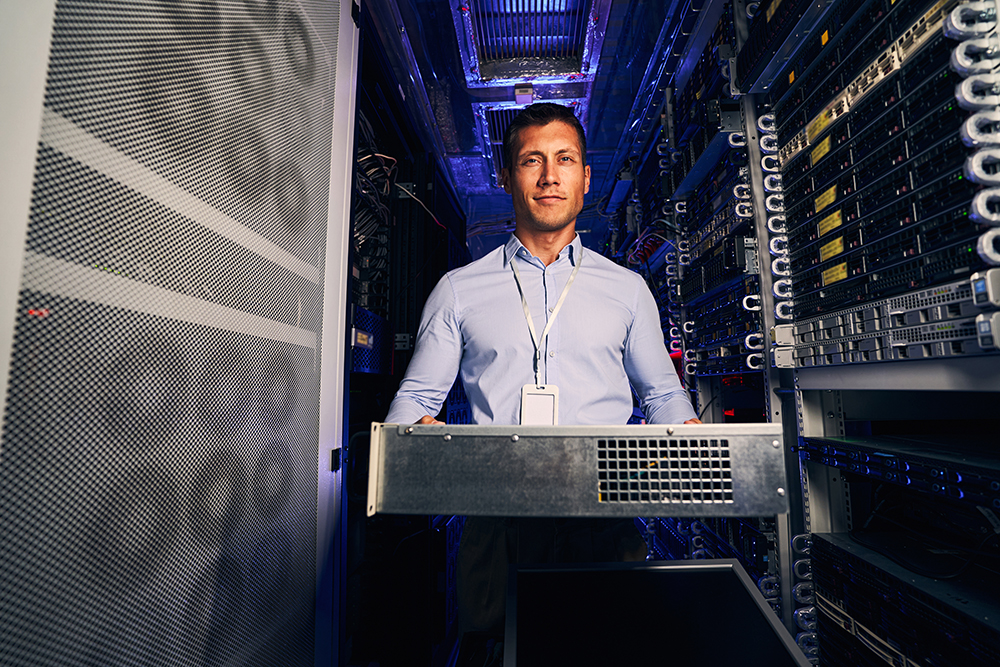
<box><xmin>452</xmin><ymin>0</ymin><xmax>612</xmax><ymax>86</ymax></box>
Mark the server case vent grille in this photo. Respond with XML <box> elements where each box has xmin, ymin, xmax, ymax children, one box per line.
<box><xmin>597</xmin><ymin>439</ymin><xmax>734</xmax><ymax>504</ymax></box>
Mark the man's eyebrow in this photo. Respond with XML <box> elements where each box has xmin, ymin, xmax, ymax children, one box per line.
<box><xmin>517</xmin><ymin>147</ymin><xmax>580</xmax><ymax>159</ymax></box>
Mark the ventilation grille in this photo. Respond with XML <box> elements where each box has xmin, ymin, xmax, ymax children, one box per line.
<box><xmin>467</xmin><ymin>0</ymin><xmax>593</xmax><ymax>80</ymax></box>
<box><xmin>470</xmin><ymin>0</ymin><xmax>591</xmax><ymax>62</ymax></box>
<box><xmin>486</xmin><ymin>107</ymin><xmax>521</xmax><ymax>176</ymax></box>
<box><xmin>597</xmin><ymin>438</ymin><xmax>734</xmax><ymax>504</ymax></box>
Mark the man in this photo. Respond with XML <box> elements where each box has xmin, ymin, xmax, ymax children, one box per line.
<box><xmin>385</xmin><ymin>103</ymin><xmax>699</xmax><ymax>647</ymax></box>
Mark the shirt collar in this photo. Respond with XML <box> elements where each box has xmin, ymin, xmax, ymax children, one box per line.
<box><xmin>503</xmin><ymin>233</ymin><xmax>582</xmax><ymax>267</ymax></box>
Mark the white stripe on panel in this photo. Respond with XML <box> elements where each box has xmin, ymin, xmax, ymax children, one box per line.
<box><xmin>22</xmin><ymin>250</ymin><xmax>317</xmax><ymax>349</ymax></box>
<box><xmin>39</xmin><ymin>108</ymin><xmax>322</xmax><ymax>285</ymax></box>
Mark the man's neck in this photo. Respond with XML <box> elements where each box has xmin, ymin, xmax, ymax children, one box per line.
<box><xmin>514</xmin><ymin>227</ymin><xmax>577</xmax><ymax>266</ymax></box>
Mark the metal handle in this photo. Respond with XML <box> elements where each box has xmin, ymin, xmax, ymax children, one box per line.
<box><xmin>966</xmin><ymin>148</ymin><xmax>1000</xmax><ymax>184</ymax></box>
<box><xmin>744</xmin><ymin>333</ymin><xmax>765</xmax><ymax>350</ymax></box>
<box><xmin>970</xmin><ymin>187</ymin><xmax>1000</xmax><ymax>224</ymax></box>
<box><xmin>765</xmin><ymin>193</ymin><xmax>785</xmax><ymax>213</ymax></box>
<box><xmin>769</xmin><ymin>235</ymin><xmax>789</xmax><ymax>256</ymax></box>
<box><xmin>945</xmin><ymin>2</ymin><xmax>999</xmax><ymax>40</ymax></box>
<box><xmin>962</xmin><ymin>109</ymin><xmax>1000</xmax><ymax>147</ymax></box>
<box><xmin>957</xmin><ymin>72</ymin><xmax>1000</xmax><ymax>110</ymax></box>
<box><xmin>759</xmin><ymin>133</ymin><xmax>779</xmax><ymax>153</ymax></box>
<box><xmin>775</xmin><ymin>300</ymin><xmax>796</xmax><ymax>320</ymax></box>
<box><xmin>772</xmin><ymin>256</ymin><xmax>792</xmax><ymax>276</ymax></box>
<box><xmin>952</xmin><ymin>35</ymin><xmax>1000</xmax><ymax>76</ymax></box>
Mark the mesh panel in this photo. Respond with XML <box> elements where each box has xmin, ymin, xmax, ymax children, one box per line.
<box><xmin>1</xmin><ymin>1</ymin><xmax>340</xmax><ymax>664</ymax></box>
<box><xmin>597</xmin><ymin>439</ymin><xmax>734</xmax><ymax>504</ymax></box>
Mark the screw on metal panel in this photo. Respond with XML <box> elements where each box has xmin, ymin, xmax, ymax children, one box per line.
<box><xmin>444</xmin><ymin>434</ymin><xmax>452</xmax><ymax>441</ymax></box>
<box><xmin>667</xmin><ymin>427</ymin><xmax>674</xmax><ymax>435</ymax></box>
<box><xmin>405</xmin><ymin>427</ymin><xmax>414</xmax><ymax>434</ymax></box>
<box><xmin>511</xmin><ymin>435</ymin><xmax>519</xmax><ymax>442</ymax></box>
<box><xmin>777</xmin><ymin>488</ymin><xmax>786</xmax><ymax>496</ymax></box>
<box><xmin>827</xmin><ymin>412</ymin><xmax>835</xmax><ymax>418</ymax></box>
<box><xmin>772</xmin><ymin>440</ymin><xmax>780</xmax><ymax>448</ymax></box>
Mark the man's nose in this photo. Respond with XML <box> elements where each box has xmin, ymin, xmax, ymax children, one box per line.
<box><xmin>539</xmin><ymin>159</ymin><xmax>559</xmax><ymax>185</ymax></box>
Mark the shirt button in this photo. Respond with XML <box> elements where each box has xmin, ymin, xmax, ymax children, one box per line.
<box><xmin>548</xmin><ymin>350</ymin><xmax>556</xmax><ymax>357</ymax></box>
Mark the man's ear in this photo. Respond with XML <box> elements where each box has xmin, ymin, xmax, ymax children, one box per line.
<box><xmin>500</xmin><ymin>167</ymin><xmax>511</xmax><ymax>193</ymax></box>
<box><xmin>584</xmin><ymin>164</ymin><xmax>591</xmax><ymax>195</ymax></box>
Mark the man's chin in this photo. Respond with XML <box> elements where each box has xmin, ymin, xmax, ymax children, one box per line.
<box><xmin>522</xmin><ymin>215</ymin><xmax>576</xmax><ymax>233</ymax></box>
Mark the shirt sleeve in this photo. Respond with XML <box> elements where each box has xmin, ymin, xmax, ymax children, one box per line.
<box><xmin>384</xmin><ymin>274</ymin><xmax>463</xmax><ymax>424</ymax></box>
<box><xmin>622</xmin><ymin>277</ymin><xmax>698</xmax><ymax>424</ymax></box>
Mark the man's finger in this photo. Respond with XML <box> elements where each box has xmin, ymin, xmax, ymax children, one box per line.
<box><xmin>415</xmin><ymin>415</ymin><xmax>445</xmax><ymax>425</ymax></box>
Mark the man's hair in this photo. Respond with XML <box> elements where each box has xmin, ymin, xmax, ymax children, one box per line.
<box><xmin>503</xmin><ymin>103</ymin><xmax>587</xmax><ymax>171</ymax></box>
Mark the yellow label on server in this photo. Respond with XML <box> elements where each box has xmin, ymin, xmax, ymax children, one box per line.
<box><xmin>807</xmin><ymin>110</ymin><xmax>833</xmax><ymax>143</ymax></box>
<box><xmin>820</xmin><ymin>237</ymin><xmax>844</xmax><ymax>262</ymax></box>
<box><xmin>789</xmin><ymin>70</ymin><xmax>795</xmax><ymax>85</ymax></box>
<box><xmin>822</xmin><ymin>262</ymin><xmax>848</xmax><ymax>286</ymax></box>
<box><xmin>821</xmin><ymin>30</ymin><xmax>830</xmax><ymax>46</ymax></box>
<box><xmin>818</xmin><ymin>209</ymin><xmax>843</xmax><ymax>237</ymax></box>
<box><xmin>767</xmin><ymin>0</ymin><xmax>784</xmax><ymax>22</ymax></box>
<box><xmin>810</xmin><ymin>136</ymin><xmax>832</xmax><ymax>165</ymax></box>
<box><xmin>815</xmin><ymin>185</ymin><xmax>838</xmax><ymax>213</ymax></box>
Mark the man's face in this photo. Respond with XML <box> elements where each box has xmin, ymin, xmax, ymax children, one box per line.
<box><xmin>502</xmin><ymin>120</ymin><xmax>591</xmax><ymax>235</ymax></box>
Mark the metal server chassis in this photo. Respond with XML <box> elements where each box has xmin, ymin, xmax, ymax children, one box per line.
<box><xmin>368</xmin><ymin>423</ymin><xmax>788</xmax><ymax>517</ymax></box>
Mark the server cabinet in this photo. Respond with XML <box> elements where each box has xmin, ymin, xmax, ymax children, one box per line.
<box><xmin>0</xmin><ymin>2</ymin><xmax>358</xmax><ymax>665</ymax></box>
<box><xmin>742</xmin><ymin>0</ymin><xmax>1000</xmax><ymax>664</ymax></box>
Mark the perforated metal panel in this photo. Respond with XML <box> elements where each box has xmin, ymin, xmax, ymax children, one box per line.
<box><xmin>596</xmin><ymin>437</ymin><xmax>734</xmax><ymax>504</ymax></box>
<box><xmin>0</xmin><ymin>1</ymin><xmax>347</xmax><ymax>665</ymax></box>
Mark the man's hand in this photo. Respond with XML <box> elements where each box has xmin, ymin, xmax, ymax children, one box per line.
<box><xmin>683</xmin><ymin>418</ymin><xmax>702</xmax><ymax>424</ymax></box>
<box><xmin>415</xmin><ymin>415</ymin><xmax>445</xmax><ymax>425</ymax></box>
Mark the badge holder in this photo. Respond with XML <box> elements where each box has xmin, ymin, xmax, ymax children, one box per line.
<box><xmin>520</xmin><ymin>384</ymin><xmax>559</xmax><ymax>425</ymax></box>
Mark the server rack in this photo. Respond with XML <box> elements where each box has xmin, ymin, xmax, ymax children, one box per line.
<box><xmin>752</xmin><ymin>0</ymin><xmax>1000</xmax><ymax>664</ymax></box>
<box><xmin>594</xmin><ymin>0</ymin><xmax>806</xmax><ymax>646</ymax></box>
<box><xmin>598</xmin><ymin>1</ymin><xmax>1000</xmax><ymax>664</ymax></box>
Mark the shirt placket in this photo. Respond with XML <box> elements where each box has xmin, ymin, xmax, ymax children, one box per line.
<box><xmin>542</xmin><ymin>264</ymin><xmax>551</xmax><ymax>383</ymax></box>
<box><xmin>542</xmin><ymin>256</ymin><xmax>566</xmax><ymax>386</ymax></box>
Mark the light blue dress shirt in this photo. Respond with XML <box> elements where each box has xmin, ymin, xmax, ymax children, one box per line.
<box><xmin>385</xmin><ymin>234</ymin><xmax>697</xmax><ymax>425</ymax></box>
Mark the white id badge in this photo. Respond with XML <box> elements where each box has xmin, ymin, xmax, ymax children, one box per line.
<box><xmin>520</xmin><ymin>384</ymin><xmax>559</xmax><ymax>425</ymax></box>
